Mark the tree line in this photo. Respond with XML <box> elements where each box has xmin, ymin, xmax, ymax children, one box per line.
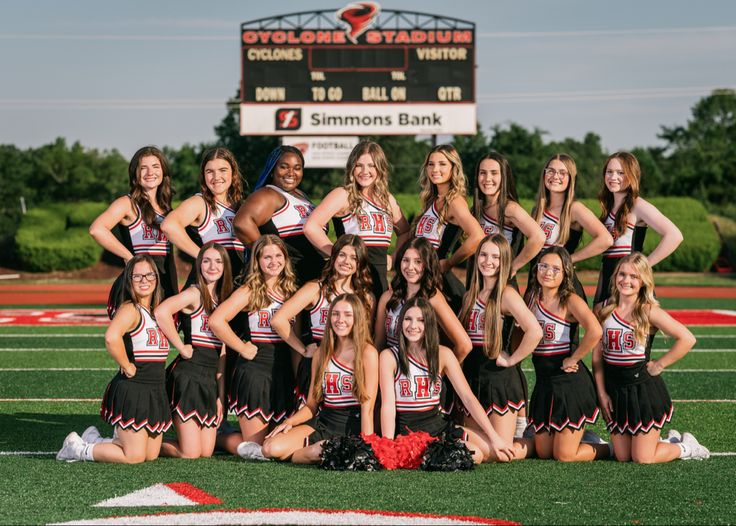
<box><xmin>1</xmin><ymin>89</ymin><xmax>733</xmax><ymax>258</ymax></box>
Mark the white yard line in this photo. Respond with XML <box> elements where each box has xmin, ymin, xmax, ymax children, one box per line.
<box><xmin>0</xmin><ymin>334</ymin><xmax>102</xmax><ymax>337</ymax></box>
<box><xmin>0</xmin><ymin>348</ymin><xmax>100</xmax><ymax>352</ymax></box>
<box><xmin>0</xmin><ymin>368</ymin><xmax>113</xmax><ymax>371</ymax></box>
<box><xmin>0</xmin><ymin>398</ymin><xmax>101</xmax><ymax>402</ymax></box>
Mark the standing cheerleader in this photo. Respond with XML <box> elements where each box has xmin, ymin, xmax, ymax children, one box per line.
<box><xmin>208</xmin><ymin>235</ymin><xmax>300</xmax><ymax>455</ymax></box>
<box><xmin>57</xmin><ymin>256</ymin><xmax>171</xmax><ymax>463</ymax></box>
<box><xmin>460</xmin><ymin>234</ymin><xmax>543</xmax><ymax>459</ymax></box>
<box><xmin>413</xmin><ymin>144</ymin><xmax>484</xmax><ymax>311</ymax></box>
<box><xmin>472</xmin><ymin>152</ymin><xmax>545</xmax><ymax>278</ymax></box>
<box><xmin>532</xmin><ymin>153</ymin><xmax>613</xmax><ymax>300</ymax></box>
<box><xmin>376</xmin><ymin>237</ymin><xmax>471</xmax><ymax>360</ymax></box>
<box><xmin>233</xmin><ymin>146</ymin><xmax>324</xmax><ymax>284</ymax></box>
<box><xmin>595</xmin><ymin>151</ymin><xmax>682</xmax><ymax>304</ymax></box>
<box><xmin>593</xmin><ymin>253</ymin><xmax>708</xmax><ymax>462</ymax></box>
<box><xmin>305</xmin><ymin>140</ymin><xmax>410</xmax><ymax>299</ymax></box>
<box><xmin>161</xmin><ymin>148</ymin><xmax>245</xmax><ymax>283</ymax></box>
<box><xmin>261</xmin><ymin>294</ymin><xmax>379</xmax><ymax>464</ymax></box>
<box><xmin>89</xmin><ymin>146</ymin><xmax>177</xmax><ymax>318</ymax></box>
<box><xmin>524</xmin><ymin>247</ymin><xmax>608</xmax><ymax>461</ymax></box>
<box><xmin>153</xmin><ymin>242</ymin><xmax>233</xmax><ymax>458</ymax></box>
<box><xmin>271</xmin><ymin>234</ymin><xmax>374</xmax><ymax>409</ymax></box>
<box><xmin>380</xmin><ymin>297</ymin><xmax>516</xmax><ymax>463</ymax></box>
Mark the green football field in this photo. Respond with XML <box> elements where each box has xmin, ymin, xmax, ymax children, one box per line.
<box><xmin>1</xmin><ymin>315</ymin><xmax>735</xmax><ymax>524</ymax></box>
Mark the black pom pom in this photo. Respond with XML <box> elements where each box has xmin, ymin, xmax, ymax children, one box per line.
<box><xmin>320</xmin><ymin>435</ymin><xmax>383</xmax><ymax>471</ymax></box>
<box><xmin>420</xmin><ymin>435</ymin><xmax>475</xmax><ymax>471</ymax></box>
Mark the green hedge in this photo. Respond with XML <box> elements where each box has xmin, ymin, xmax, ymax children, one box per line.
<box><xmin>15</xmin><ymin>197</ymin><xmax>719</xmax><ymax>273</ymax></box>
<box><xmin>15</xmin><ymin>203</ymin><xmax>104</xmax><ymax>271</ymax></box>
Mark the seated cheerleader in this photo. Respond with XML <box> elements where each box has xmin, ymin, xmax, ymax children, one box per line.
<box><xmin>153</xmin><ymin>242</ymin><xmax>233</xmax><ymax>458</ymax></box>
<box><xmin>593</xmin><ymin>253</ymin><xmax>709</xmax><ymax>462</ymax></box>
<box><xmin>57</xmin><ymin>255</ymin><xmax>171</xmax><ymax>463</ymax></box>
<box><xmin>208</xmin><ymin>235</ymin><xmax>300</xmax><ymax>456</ymax></box>
<box><xmin>261</xmin><ymin>294</ymin><xmax>379</xmax><ymax>463</ymax></box>
<box><xmin>524</xmin><ymin>246</ymin><xmax>609</xmax><ymax>461</ymax></box>
<box><xmin>460</xmin><ymin>234</ymin><xmax>543</xmax><ymax>460</ymax></box>
<box><xmin>380</xmin><ymin>297</ymin><xmax>516</xmax><ymax>463</ymax></box>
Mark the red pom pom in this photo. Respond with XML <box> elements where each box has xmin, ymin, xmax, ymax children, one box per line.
<box><xmin>361</xmin><ymin>431</ymin><xmax>437</xmax><ymax>470</ymax></box>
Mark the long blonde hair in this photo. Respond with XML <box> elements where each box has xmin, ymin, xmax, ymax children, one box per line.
<box><xmin>312</xmin><ymin>294</ymin><xmax>373</xmax><ymax>404</ymax></box>
<box><xmin>598</xmin><ymin>252</ymin><xmax>658</xmax><ymax>345</ymax></box>
<box><xmin>533</xmin><ymin>153</ymin><xmax>577</xmax><ymax>246</ymax></box>
<box><xmin>598</xmin><ymin>151</ymin><xmax>641</xmax><ymax>238</ymax></box>
<box><xmin>419</xmin><ymin>144</ymin><xmax>467</xmax><ymax>224</ymax></box>
<box><xmin>344</xmin><ymin>141</ymin><xmax>391</xmax><ymax>216</ymax></box>
<box><xmin>240</xmin><ymin>235</ymin><xmax>297</xmax><ymax>311</ymax></box>
<box><xmin>460</xmin><ymin>234</ymin><xmax>512</xmax><ymax>359</ymax></box>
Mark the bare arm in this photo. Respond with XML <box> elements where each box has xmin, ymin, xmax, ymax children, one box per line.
<box><xmin>569</xmin><ymin>201</ymin><xmax>613</xmax><ymax>264</ymax></box>
<box><xmin>89</xmin><ymin>196</ymin><xmax>137</xmax><ymax>262</ymax></box>
<box><xmin>507</xmin><ymin>201</ymin><xmax>545</xmax><ymax>274</ymax></box>
<box><xmin>360</xmin><ymin>345</ymin><xmax>380</xmax><ymax>435</ymax></box>
<box><xmin>562</xmin><ymin>294</ymin><xmax>603</xmax><ymax>371</ymax></box>
<box><xmin>443</xmin><ymin>197</ymin><xmax>484</xmax><ymax>271</ymax></box>
<box><xmin>647</xmin><ymin>305</ymin><xmax>696</xmax><ymax>375</ymax></box>
<box><xmin>430</xmin><ymin>292</ymin><xmax>472</xmax><ymax>361</ymax></box>
<box><xmin>160</xmin><ymin>195</ymin><xmax>206</xmax><ymax>259</ymax></box>
<box><xmin>271</xmin><ymin>281</ymin><xmax>320</xmax><ymax>357</ymax></box>
<box><xmin>373</xmin><ymin>290</ymin><xmax>393</xmax><ymax>351</ymax></box>
<box><xmin>233</xmin><ymin>188</ymin><xmax>284</xmax><ymax>246</ymax></box>
<box><xmin>378</xmin><ymin>349</ymin><xmax>398</xmax><ymax>439</ymax></box>
<box><xmin>208</xmin><ymin>286</ymin><xmax>257</xmax><ymax>359</ymax></box>
<box><xmin>635</xmin><ymin>198</ymin><xmax>683</xmax><ymax>266</ymax></box>
<box><xmin>104</xmin><ymin>302</ymin><xmax>139</xmax><ymax>377</ymax></box>
<box><xmin>154</xmin><ymin>286</ymin><xmax>200</xmax><ymax>359</ymax></box>
<box><xmin>440</xmin><ymin>346</ymin><xmax>515</xmax><ymax>461</ymax></box>
<box><xmin>496</xmin><ymin>288</ymin><xmax>543</xmax><ymax>367</ymax></box>
<box><xmin>304</xmin><ymin>188</ymin><xmax>349</xmax><ymax>257</ymax></box>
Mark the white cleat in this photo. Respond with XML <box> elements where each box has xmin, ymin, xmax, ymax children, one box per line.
<box><xmin>236</xmin><ymin>441</ymin><xmax>269</xmax><ymax>461</ymax></box>
<box><xmin>681</xmin><ymin>432</ymin><xmax>710</xmax><ymax>460</ymax></box>
<box><xmin>81</xmin><ymin>426</ymin><xmax>102</xmax><ymax>444</ymax></box>
<box><xmin>56</xmin><ymin>432</ymin><xmax>85</xmax><ymax>462</ymax></box>
<box><xmin>663</xmin><ymin>429</ymin><xmax>682</xmax><ymax>443</ymax></box>
<box><xmin>581</xmin><ymin>429</ymin><xmax>608</xmax><ymax>445</ymax></box>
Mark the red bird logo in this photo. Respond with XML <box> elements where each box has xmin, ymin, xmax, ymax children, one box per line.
<box><xmin>336</xmin><ymin>2</ymin><xmax>380</xmax><ymax>43</ymax></box>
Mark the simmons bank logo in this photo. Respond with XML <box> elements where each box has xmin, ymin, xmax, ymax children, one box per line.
<box><xmin>336</xmin><ymin>2</ymin><xmax>380</xmax><ymax>43</ymax></box>
<box><xmin>275</xmin><ymin>108</ymin><xmax>301</xmax><ymax>130</ymax></box>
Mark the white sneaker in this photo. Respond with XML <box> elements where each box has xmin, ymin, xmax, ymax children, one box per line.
<box><xmin>56</xmin><ymin>432</ymin><xmax>85</xmax><ymax>462</ymax></box>
<box><xmin>681</xmin><ymin>432</ymin><xmax>710</xmax><ymax>460</ymax></box>
<box><xmin>663</xmin><ymin>429</ymin><xmax>682</xmax><ymax>443</ymax></box>
<box><xmin>81</xmin><ymin>426</ymin><xmax>102</xmax><ymax>444</ymax></box>
<box><xmin>581</xmin><ymin>430</ymin><xmax>607</xmax><ymax>445</ymax></box>
<box><xmin>236</xmin><ymin>441</ymin><xmax>269</xmax><ymax>461</ymax></box>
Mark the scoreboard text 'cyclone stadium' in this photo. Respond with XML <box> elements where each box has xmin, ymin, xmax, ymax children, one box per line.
<box><xmin>239</xmin><ymin>2</ymin><xmax>476</xmax><ymax>136</ymax></box>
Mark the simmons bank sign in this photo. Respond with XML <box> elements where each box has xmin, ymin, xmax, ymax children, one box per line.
<box><xmin>239</xmin><ymin>2</ymin><xmax>476</xmax><ymax>136</ymax></box>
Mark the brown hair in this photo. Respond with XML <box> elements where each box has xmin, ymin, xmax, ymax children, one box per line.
<box><xmin>472</xmin><ymin>152</ymin><xmax>518</xmax><ymax>229</ymax></box>
<box><xmin>524</xmin><ymin>246</ymin><xmax>576</xmax><ymax>309</ymax></box>
<box><xmin>199</xmin><ymin>147</ymin><xmax>244</xmax><ymax>213</ymax></box>
<box><xmin>397</xmin><ymin>296</ymin><xmax>440</xmax><ymax>383</ymax></box>
<box><xmin>121</xmin><ymin>254</ymin><xmax>162</xmax><ymax>310</ymax></box>
<box><xmin>195</xmin><ymin>241</ymin><xmax>234</xmax><ymax>315</ymax></box>
<box><xmin>598</xmin><ymin>151</ymin><xmax>641</xmax><ymax>238</ymax></box>
<box><xmin>319</xmin><ymin>234</ymin><xmax>374</xmax><ymax>310</ymax></box>
<box><xmin>533</xmin><ymin>153</ymin><xmax>578</xmax><ymax>246</ymax></box>
<box><xmin>387</xmin><ymin>237</ymin><xmax>442</xmax><ymax>312</ymax></box>
<box><xmin>128</xmin><ymin>146</ymin><xmax>173</xmax><ymax>227</ymax></box>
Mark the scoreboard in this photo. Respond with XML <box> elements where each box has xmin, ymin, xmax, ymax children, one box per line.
<box><xmin>240</xmin><ymin>4</ymin><xmax>476</xmax><ymax>136</ymax></box>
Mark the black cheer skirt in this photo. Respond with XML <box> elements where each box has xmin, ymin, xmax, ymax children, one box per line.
<box><xmin>529</xmin><ymin>355</ymin><xmax>599</xmax><ymax>433</ymax></box>
<box><xmin>166</xmin><ymin>346</ymin><xmax>220</xmax><ymax>427</ymax></box>
<box><xmin>100</xmin><ymin>362</ymin><xmax>171</xmax><ymax>434</ymax></box>
<box><xmin>305</xmin><ymin>406</ymin><xmax>362</xmax><ymax>445</ymax></box>
<box><xmin>397</xmin><ymin>409</ymin><xmax>465</xmax><ymax>440</ymax></box>
<box><xmin>106</xmin><ymin>253</ymin><xmax>178</xmax><ymax>319</ymax></box>
<box><xmin>295</xmin><ymin>356</ymin><xmax>312</xmax><ymax>409</ymax></box>
<box><xmin>462</xmin><ymin>347</ymin><xmax>526</xmax><ymax>415</ymax></box>
<box><xmin>442</xmin><ymin>270</ymin><xmax>465</xmax><ymax>314</ymax></box>
<box><xmin>228</xmin><ymin>342</ymin><xmax>295</xmax><ymax>423</ymax></box>
<box><xmin>604</xmin><ymin>362</ymin><xmax>673</xmax><ymax>435</ymax></box>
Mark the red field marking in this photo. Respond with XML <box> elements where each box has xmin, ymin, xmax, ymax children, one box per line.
<box><xmin>0</xmin><ymin>309</ymin><xmax>108</xmax><ymax>325</ymax></box>
<box><xmin>669</xmin><ymin>310</ymin><xmax>736</xmax><ymax>325</ymax></box>
<box><xmin>579</xmin><ymin>285</ymin><xmax>736</xmax><ymax>299</ymax></box>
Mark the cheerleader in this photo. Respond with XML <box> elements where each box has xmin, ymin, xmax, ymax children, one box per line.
<box><xmin>153</xmin><ymin>242</ymin><xmax>233</xmax><ymax>458</ymax></box>
<box><xmin>472</xmin><ymin>152</ymin><xmax>545</xmax><ymax>277</ymax></box>
<box><xmin>57</xmin><ymin>256</ymin><xmax>171</xmax><ymax>463</ymax></box>
<box><xmin>380</xmin><ymin>297</ymin><xmax>516</xmax><ymax>463</ymax></box>
<box><xmin>271</xmin><ymin>234</ymin><xmax>374</xmax><ymax>409</ymax></box>
<box><xmin>460</xmin><ymin>234</ymin><xmax>542</xmax><ymax>460</ymax></box>
<box><xmin>233</xmin><ymin>146</ymin><xmax>324</xmax><ymax>284</ymax></box>
<box><xmin>208</xmin><ymin>235</ymin><xmax>300</xmax><ymax>455</ymax></box>
<box><xmin>593</xmin><ymin>253</ymin><xmax>708</xmax><ymax>463</ymax></box>
<box><xmin>160</xmin><ymin>148</ymin><xmax>245</xmax><ymax>282</ymax></box>
<box><xmin>532</xmin><ymin>153</ymin><xmax>613</xmax><ymax>300</ymax></box>
<box><xmin>413</xmin><ymin>144</ymin><xmax>484</xmax><ymax>311</ymax></box>
<box><xmin>261</xmin><ymin>294</ymin><xmax>379</xmax><ymax>464</ymax></box>
<box><xmin>595</xmin><ymin>151</ymin><xmax>682</xmax><ymax>304</ymax></box>
<box><xmin>524</xmin><ymin>247</ymin><xmax>608</xmax><ymax>461</ymax></box>
<box><xmin>89</xmin><ymin>146</ymin><xmax>177</xmax><ymax>318</ymax></box>
<box><xmin>304</xmin><ymin>140</ymin><xmax>411</xmax><ymax>299</ymax></box>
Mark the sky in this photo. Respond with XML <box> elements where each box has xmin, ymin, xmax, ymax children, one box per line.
<box><xmin>1</xmin><ymin>0</ymin><xmax>735</xmax><ymax>158</ymax></box>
